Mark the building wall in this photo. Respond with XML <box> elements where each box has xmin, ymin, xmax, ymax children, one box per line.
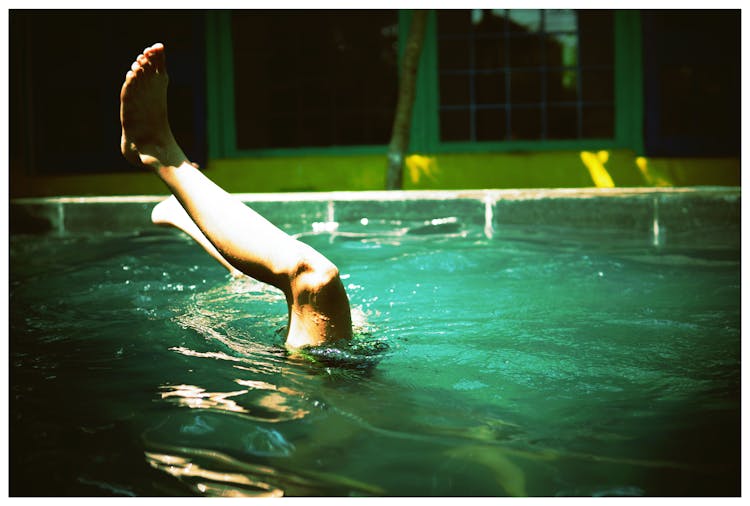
<box><xmin>9</xmin><ymin>10</ymin><xmax>740</xmax><ymax>198</ymax></box>
<box><xmin>11</xmin><ymin>150</ymin><xmax>739</xmax><ymax>198</ymax></box>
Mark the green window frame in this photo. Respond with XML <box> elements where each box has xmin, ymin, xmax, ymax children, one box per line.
<box><xmin>206</xmin><ymin>9</ymin><xmax>644</xmax><ymax>160</ymax></box>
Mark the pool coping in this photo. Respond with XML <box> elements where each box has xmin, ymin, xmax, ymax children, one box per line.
<box><xmin>9</xmin><ymin>186</ymin><xmax>739</xmax><ymax>204</ymax></box>
<box><xmin>10</xmin><ymin>187</ymin><xmax>741</xmax><ymax>245</ymax></box>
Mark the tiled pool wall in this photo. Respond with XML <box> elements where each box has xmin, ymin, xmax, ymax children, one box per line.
<box><xmin>10</xmin><ymin>188</ymin><xmax>740</xmax><ymax>246</ymax></box>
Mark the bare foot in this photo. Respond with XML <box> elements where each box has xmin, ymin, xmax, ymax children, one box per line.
<box><xmin>120</xmin><ymin>43</ymin><xmax>187</xmax><ymax>169</ymax></box>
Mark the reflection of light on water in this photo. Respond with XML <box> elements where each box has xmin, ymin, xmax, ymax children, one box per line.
<box><xmin>159</xmin><ymin>379</ymin><xmax>309</xmax><ymax>421</ymax></box>
<box><xmin>160</xmin><ymin>384</ymin><xmax>250</xmax><ymax>414</ymax></box>
<box><xmin>143</xmin><ymin>443</ymin><xmax>385</xmax><ymax>497</ymax></box>
<box><xmin>235</xmin><ymin>378</ymin><xmax>309</xmax><ymax>419</ymax></box>
<box><xmin>145</xmin><ymin>451</ymin><xmax>284</xmax><ymax>497</ymax></box>
<box><xmin>169</xmin><ymin>346</ymin><xmax>243</xmax><ymax>363</ymax></box>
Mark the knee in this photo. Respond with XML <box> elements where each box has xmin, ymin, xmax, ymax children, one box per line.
<box><xmin>290</xmin><ymin>254</ymin><xmax>342</xmax><ymax>298</ymax></box>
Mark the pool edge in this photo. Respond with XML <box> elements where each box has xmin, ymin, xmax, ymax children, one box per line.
<box><xmin>9</xmin><ymin>187</ymin><xmax>741</xmax><ymax>238</ymax></box>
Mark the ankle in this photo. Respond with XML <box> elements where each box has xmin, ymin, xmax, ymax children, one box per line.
<box><xmin>155</xmin><ymin>158</ymin><xmax>194</xmax><ymax>178</ymax></box>
<box><xmin>144</xmin><ymin>143</ymin><xmax>188</xmax><ymax>171</ymax></box>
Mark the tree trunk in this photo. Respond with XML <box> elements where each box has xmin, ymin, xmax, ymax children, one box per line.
<box><xmin>386</xmin><ymin>10</ymin><xmax>428</xmax><ymax>190</ymax></box>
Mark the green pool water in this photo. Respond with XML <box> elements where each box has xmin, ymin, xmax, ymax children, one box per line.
<box><xmin>9</xmin><ymin>219</ymin><xmax>740</xmax><ymax>496</ymax></box>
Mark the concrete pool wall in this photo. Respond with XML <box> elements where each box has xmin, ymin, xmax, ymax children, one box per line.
<box><xmin>10</xmin><ymin>187</ymin><xmax>740</xmax><ymax>247</ymax></box>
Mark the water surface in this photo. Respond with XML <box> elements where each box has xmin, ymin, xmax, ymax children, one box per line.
<box><xmin>9</xmin><ymin>222</ymin><xmax>740</xmax><ymax>496</ymax></box>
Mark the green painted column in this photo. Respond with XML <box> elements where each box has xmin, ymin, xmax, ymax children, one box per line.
<box><xmin>205</xmin><ymin>10</ymin><xmax>237</xmax><ymax>160</ymax></box>
<box><xmin>614</xmin><ymin>10</ymin><xmax>645</xmax><ymax>155</ymax></box>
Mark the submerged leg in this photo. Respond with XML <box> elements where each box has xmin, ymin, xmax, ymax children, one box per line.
<box><xmin>120</xmin><ymin>42</ymin><xmax>352</xmax><ymax>349</ymax></box>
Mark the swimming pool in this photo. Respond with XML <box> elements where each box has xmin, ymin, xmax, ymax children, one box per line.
<box><xmin>9</xmin><ymin>190</ymin><xmax>741</xmax><ymax>496</ymax></box>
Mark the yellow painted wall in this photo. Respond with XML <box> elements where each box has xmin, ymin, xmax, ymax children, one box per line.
<box><xmin>9</xmin><ymin>150</ymin><xmax>740</xmax><ymax>198</ymax></box>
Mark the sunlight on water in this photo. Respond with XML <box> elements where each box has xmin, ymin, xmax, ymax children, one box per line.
<box><xmin>9</xmin><ymin>222</ymin><xmax>740</xmax><ymax>496</ymax></box>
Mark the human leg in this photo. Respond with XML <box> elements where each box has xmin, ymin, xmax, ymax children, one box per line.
<box><xmin>151</xmin><ymin>196</ymin><xmax>243</xmax><ymax>277</ymax></box>
<box><xmin>120</xmin><ymin>43</ymin><xmax>352</xmax><ymax>348</ymax></box>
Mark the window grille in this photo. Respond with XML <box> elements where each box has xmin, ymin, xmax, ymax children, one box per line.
<box><xmin>231</xmin><ymin>11</ymin><xmax>399</xmax><ymax>150</ymax></box>
<box><xmin>437</xmin><ymin>9</ymin><xmax>615</xmax><ymax>143</ymax></box>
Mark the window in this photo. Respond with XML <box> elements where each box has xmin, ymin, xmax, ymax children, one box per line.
<box><xmin>230</xmin><ymin>11</ymin><xmax>399</xmax><ymax>150</ymax></box>
<box><xmin>642</xmin><ymin>10</ymin><xmax>740</xmax><ymax>157</ymax></box>
<box><xmin>10</xmin><ymin>10</ymin><xmax>206</xmax><ymax>174</ymax></box>
<box><xmin>436</xmin><ymin>9</ymin><xmax>615</xmax><ymax>143</ymax></box>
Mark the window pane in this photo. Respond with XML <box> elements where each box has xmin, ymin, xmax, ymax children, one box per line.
<box><xmin>582</xmin><ymin>69</ymin><xmax>614</xmax><ymax>102</ymax></box>
<box><xmin>270</xmin><ymin>83</ymin><xmax>298</xmax><ymax>114</ymax></box>
<box><xmin>545</xmin><ymin>33</ymin><xmax>578</xmax><ymax>67</ymax></box>
<box><xmin>439</xmin><ymin>74</ymin><xmax>471</xmax><ymax>106</ymax></box>
<box><xmin>659</xmin><ymin>63</ymin><xmax>737</xmax><ymax>138</ymax></box>
<box><xmin>547</xmin><ymin>106</ymin><xmax>579</xmax><ymax>139</ymax></box>
<box><xmin>12</xmin><ymin>11</ymin><xmax>206</xmax><ymax>174</ymax></box>
<box><xmin>371</xmin><ymin>109</ymin><xmax>396</xmax><ymax>143</ymax></box>
<box><xmin>473</xmin><ymin>10</ymin><xmax>506</xmax><ymax>33</ymax></box>
<box><xmin>268</xmin><ymin>114</ymin><xmax>296</xmax><ymax>148</ymax></box>
<box><xmin>510</xmin><ymin>71</ymin><xmax>542</xmax><ymax>103</ymax></box>
<box><xmin>437</xmin><ymin>10</ymin><xmax>473</xmax><ymax>34</ymax></box>
<box><xmin>582</xmin><ymin>105</ymin><xmax>614</xmax><ymax>138</ymax></box>
<box><xmin>336</xmin><ymin>112</ymin><xmax>368</xmax><ymax>145</ymax></box>
<box><xmin>475</xmin><ymin>37</ymin><xmax>506</xmax><ymax>70</ymax></box>
<box><xmin>545</xmin><ymin>9</ymin><xmax>577</xmax><ymax>32</ymax></box>
<box><xmin>437</xmin><ymin>9</ymin><xmax>615</xmax><ymax>143</ymax></box>
<box><xmin>476</xmin><ymin>109</ymin><xmax>506</xmax><ymax>141</ymax></box>
<box><xmin>578</xmin><ymin>11</ymin><xmax>614</xmax><ymax>66</ymax></box>
<box><xmin>475</xmin><ymin>73</ymin><xmax>506</xmax><ymax>105</ymax></box>
<box><xmin>511</xmin><ymin>107</ymin><xmax>542</xmax><ymax>139</ymax></box>
<box><xmin>232</xmin><ymin>11</ymin><xmax>398</xmax><ymax>150</ymax></box>
<box><xmin>546</xmin><ymin>70</ymin><xmax>578</xmax><ymax>102</ymax></box>
<box><xmin>509</xmin><ymin>36</ymin><xmax>542</xmax><ymax>67</ymax></box>
<box><xmin>299</xmin><ymin>113</ymin><xmax>333</xmax><ymax>147</ymax></box>
<box><xmin>439</xmin><ymin>37</ymin><xmax>470</xmax><ymax>70</ymax></box>
<box><xmin>440</xmin><ymin>109</ymin><xmax>471</xmax><ymax>141</ymax></box>
<box><xmin>299</xmin><ymin>77</ymin><xmax>331</xmax><ymax>113</ymax></box>
<box><xmin>507</xmin><ymin>10</ymin><xmax>542</xmax><ymax>33</ymax></box>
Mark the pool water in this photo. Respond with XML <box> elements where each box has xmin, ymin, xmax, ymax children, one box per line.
<box><xmin>9</xmin><ymin>220</ymin><xmax>740</xmax><ymax>496</ymax></box>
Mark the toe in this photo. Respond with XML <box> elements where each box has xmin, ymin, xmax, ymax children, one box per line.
<box><xmin>137</xmin><ymin>53</ymin><xmax>153</xmax><ymax>73</ymax></box>
<box><xmin>149</xmin><ymin>43</ymin><xmax>166</xmax><ymax>72</ymax></box>
<box><xmin>123</xmin><ymin>70</ymin><xmax>136</xmax><ymax>90</ymax></box>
